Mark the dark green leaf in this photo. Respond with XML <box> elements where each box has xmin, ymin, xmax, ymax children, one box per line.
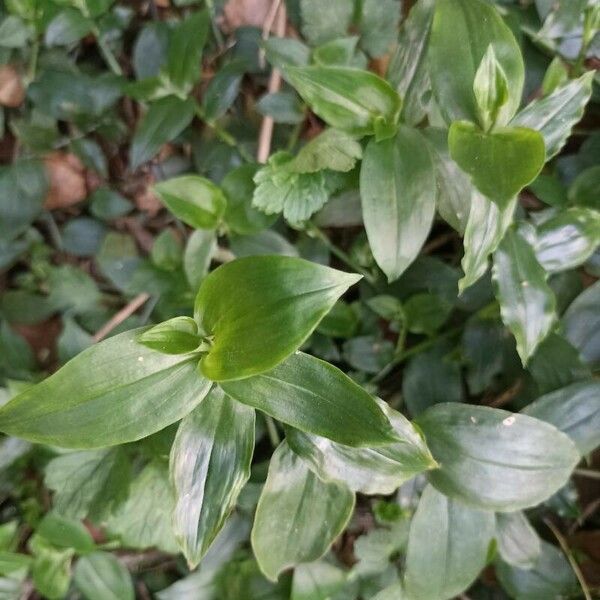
<box><xmin>170</xmin><ymin>387</ymin><xmax>254</xmax><ymax>567</ymax></box>
<box><xmin>300</xmin><ymin>0</ymin><xmax>353</xmax><ymax>45</ymax></box>
<box><xmin>358</xmin><ymin>0</ymin><xmax>401</xmax><ymax>57</ymax></box>
<box><xmin>429</xmin><ymin>0</ymin><xmax>524</xmax><ymax>126</ymax></box>
<box><xmin>284</xmin><ymin>66</ymin><xmax>401</xmax><ymax>140</ymax></box>
<box><xmin>360</xmin><ymin>126</ymin><xmax>436</xmax><ymax>281</ymax></box>
<box><xmin>256</xmin><ymin>91</ymin><xmax>305</xmax><ymax>124</ymax></box>
<box><xmin>492</xmin><ymin>226</ymin><xmax>556</xmax><ymax>363</ymax></box>
<box><xmin>563</xmin><ymin>280</ymin><xmax>600</xmax><ymax>369</ymax></box>
<box><xmin>496</xmin><ymin>511</ymin><xmax>541</xmax><ymax>569</ymax></box>
<box><xmin>202</xmin><ymin>60</ymin><xmax>247</xmax><ymax>122</ymax></box>
<box><xmin>404</xmin><ymin>485</ymin><xmax>495</xmax><ymax>600</ymax></box>
<box><xmin>89</xmin><ymin>188</ymin><xmax>132</xmax><ymax>220</ymax></box>
<box><xmin>194</xmin><ymin>256</ymin><xmax>361</xmax><ymax>381</ymax></box>
<box><xmin>286</xmin><ymin>398</ymin><xmax>435</xmax><ymax>494</ymax></box>
<box><xmin>130</xmin><ymin>96</ymin><xmax>195</xmax><ymax>169</ymax></box>
<box><xmin>153</xmin><ymin>175</ymin><xmax>227</xmax><ymax>229</ymax></box>
<box><xmin>449</xmin><ymin>122</ymin><xmax>546</xmax><ymax>206</ymax></box>
<box><xmin>251</xmin><ymin>442</ymin><xmax>354</xmax><ymax>581</ymax></box>
<box><xmin>0</xmin><ymin>329</ymin><xmax>211</xmax><ymax>448</ymax></box>
<box><xmin>44</xmin><ymin>9</ymin><xmax>93</xmax><ymax>47</ymax></box>
<box><xmin>523</xmin><ymin>380</ymin><xmax>600</xmax><ymax>455</ymax></box>
<box><xmin>222</xmin><ymin>351</ymin><xmax>396</xmax><ymax>446</ymax></box>
<box><xmin>415</xmin><ymin>403</ymin><xmax>580</xmax><ymax>511</ymax></box>
<box><xmin>74</xmin><ymin>552</ymin><xmax>134</xmax><ymax>600</ymax></box>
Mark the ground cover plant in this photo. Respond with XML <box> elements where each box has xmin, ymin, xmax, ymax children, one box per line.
<box><xmin>0</xmin><ymin>0</ymin><xmax>599</xmax><ymax>598</ymax></box>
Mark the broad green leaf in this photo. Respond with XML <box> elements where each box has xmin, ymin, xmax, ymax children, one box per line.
<box><xmin>184</xmin><ymin>229</ymin><xmax>216</xmax><ymax>290</ymax></box>
<box><xmin>170</xmin><ymin>387</ymin><xmax>254</xmax><ymax>567</ymax></box>
<box><xmin>263</xmin><ymin>38</ymin><xmax>311</xmax><ymax>71</ymax></box>
<box><xmin>165</xmin><ymin>10</ymin><xmax>209</xmax><ymax>94</ymax></box>
<box><xmin>291</xmin><ymin>561</ymin><xmax>347</xmax><ymax>600</ymax></box>
<box><xmin>415</xmin><ymin>403</ymin><xmax>580</xmax><ymax>511</ymax></box>
<box><xmin>107</xmin><ymin>461</ymin><xmax>178</xmax><ymax>553</ymax></box>
<box><xmin>496</xmin><ymin>512</ymin><xmax>541</xmax><ymax>569</ymax></box>
<box><xmin>460</xmin><ymin>191</ymin><xmax>517</xmax><ymax>292</ymax></box>
<box><xmin>523</xmin><ymin>381</ymin><xmax>600</xmax><ymax>455</ymax></box>
<box><xmin>30</xmin><ymin>537</ymin><xmax>73</xmax><ymax>600</ymax></box>
<box><xmin>300</xmin><ymin>0</ymin><xmax>353</xmax><ymax>45</ymax></box>
<box><xmin>534</xmin><ymin>207</ymin><xmax>600</xmax><ymax>273</ymax></box>
<box><xmin>0</xmin><ymin>329</ymin><xmax>211</xmax><ymax>448</ymax></box>
<box><xmin>449</xmin><ymin>122</ymin><xmax>546</xmax><ymax>206</ymax></box>
<box><xmin>230</xmin><ymin>230</ymin><xmax>298</xmax><ymax>258</ymax></box>
<box><xmin>429</xmin><ymin>0</ymin><xmax>524</xmax><ymax>126</ymax></box>
<box><xmin>44</xmin><ymin>8</ymin><xmax>93</xmax><ymax>47</ymax></box>
<box><xmin>404</xmin><ymin>485</ymin><xmax>495</xmax><ymax>600</ymax></box>
<box><xmin>473</xmin><ymin>45</ymin><xmax>510</xmax><ymax>131</ymax></box>
<box><xmin>492</xmin><ymin>227</ymin><xmax>556</xmax><ymax>363</ymax></box>
<box><xmin>153</xmin><ymin>175</ymin><xmax>227</xmax><ymax>230</ymax></box>
<box><xmin>194</xmin><ymin>256</ymin><xmax>361</xmax><ymax>381</ymax></box>
<box><xmin>0</xmin><ymin>551</ymin><xmax>31</xmax><ymax>576</ymax></box>
<box><xmin>496</xmin><ymin>541</ymin><xmax>578</xmax><ymax>600</ymax></box>
<box><xmin>360</xmin><ymin>126</ymin><xmax>436</xmax><ymax>282</ymax></box>
<box><xmin>74</xmin><ymin>552</ymin><xmax>134</xmax><ymax>600</ymax></box>
<box><xmin>222</xmin><ymin>164</ymin><xmax>277</xmax><ymax>235</ymax></box>
<box><xmin>37</xmin><ymin>514</ymin><xmax>95</xmax><ymax>554</ymax></box>
<box><xmin>286</xmin><ymin>399</ymin><xmax>436</xmax><ymax>494</ymax></box>
<box><xmin>423</xmin><ymin>128</ymin><xmax>472</xmax><ymax>235</ymax></box>
<box><xmin>44</xmin><ymin>448</ymin><xmax>130</xmax><ymax>521</ymax></box>
<box><xmin>251</xmin><ymin>442</ymin><xmax>354</xmax><ymax>581</ymax></box>
<box><xmin>222</xmin><ymin>351</ymin><xmax>397</xmax><ymax>446</ymax></box>
<box><xmin>284</xmin><ymin>66</ymin><xmax>401</xmax><ymax>140</ymax></box>
<box><xmin>139</xmin><ymin>317</ymin><xmax>201</xmax><ymax>355</ymax></box>
<box><xmin>512</xmin><ymin>72</ymin><xmax>595</xmax><ymax>159</ymax></box>
<box><xmin>130</xmin><ymin>96</ymin><xmax>195</xmax><ymax>169</ymax></box>
<box><xmin>253</xmin><ymin>152</ymin><xmax>329</xmax><ymax>224</ymax></box>
<box><xmin>563</xmin><ymin>280</ymin><xmax>600</xmax><ymax>369</ymax></box>
<box><xmin>358</xmin><ymin>0</ymin><xmax>401</xmax><ymax>57</ymax></box>
<box><xmin>290</xmin><ymin>129</ymin><xmax>362</xmax><ymax>173</ymax></box>
<box><xmin>202</xmin><ymin>60</ymin><xmax>247</xmax><ymax>122</ymax></box>
<box><xmin>387</xmin><ymin>0</ymin><xmax>434</xmax><ymax>126</ymax></box>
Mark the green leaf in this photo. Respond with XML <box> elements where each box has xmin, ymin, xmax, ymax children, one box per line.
<box><xmin>541</xmin><ymin>57</ymin><xmax>569</xmax><ymax>96</ymax></box>
<box><xmin>290</xmin><ymin>129</ymin><xmax>362</xmax><ymax>173</ymax></box>
<box><xmin>387</xmin><ymin>0</ymin><xmax>434</xmax><ymax>126</ymax></box>
<box><xmin>184</xmin><ymin>229</ymin><xmax>216</xmax><ymax>290</ymax></box>
<box><xmin>449</xmin><ymin>122</ymin><xmax>546</xmax><ymax>207</ymax></box>
<box><xmin>153</xmin><ymin>175</ymin><xmax>227</xmax><ymax>230</ymax></box>
<box><xmin>496</xmin><ymin>512</ymin><xmax>541</xmax><ymax>570</ymax></box>
<box><xmin>496</xmin><ymin>541</ymin><xmax>578</xmax><ymax>600</ymax></box>
<box><xmin>253</xmin><ymin>152</ymin><xmax>329</xmax><ymax>224</ymax></box>
<box><xmin>358</xmin><ymin>0</ymin><xmax>401</xmax><ymax>57</ymax></box>
<box><xmin>312</xmin><ymin>36</ymin><xmax>365</xmax><ymax>69</ymax></box>
<box><xmin>404</xmin><ymin>485</ymin><xmax>495</xmax><ymax>600</ymax></box>
<box><xmin>492</xmin><ymin>226</ymin><xmax>556</xmax><ymax>363</ymax></box>
<box><xmin>460</xmin><ymin>191</ymin><xmax>517</xmax><ymax>292</ymax></box>
<box><xmin>107</xmin><ymin>461</ymin><xmax>178</xmax><ymax>553</ymax></box>
<box><xmin>139</xmin><ymin>317</ymin><xmax>201</xmax><ymax>355</ymax></box>
<box><xmin>284</xmin><ymin>66</ymin><xmax>401</xmax><ymax>140</ymax></box>
<box><xmin>165</xmin><ymin>10</ymin><xmax>209</xmax><ymax>94</ymax></box>
<box><xmin>534</xmin><ymin>207</ymin><xmax>600</xmax><ymax>273</ymax></box>
<box><xmin>170</xmin><ymin>387</ymin><xmax>255</xmax><ymax>568</ymax></box>
<box><xmin>221</xmin><ymin>351</ymin><xmax>397</xmax><ymax>446</ymax></box>
<box><xmin>0</xmin><ymin>551</ymin><xmax>31</xmax><ymax>576</ymax></box>
<box><xmin>44</xmin><ymin>449</ymin><xmax>130</xmax><ymax>521</ymax></box>
<box><xmin>473</xmin><ymin>44</ymin><xmax>510</xmax><ymax>131</ymax></box>
<box><xmin>360</xmin><ymin>126</ymin><xmax>436</xmax><ymax>282</ymax></box>
<box><xmin>130</xmin><ymin>96</ymin><xmax>195</xmax><ymax>169</ymax></box>
<box><xmin>194</xmin><ymin>256</ymin><xmax>361</xmax><ymax>381</ymax></box>
<box><xmin>291</xmin><ymin>561</ymin><xmax>347</xmax><ymax>600</ymax></box>
<box><xmin>251</xmin><ymin>442</ymin><xmax>354</xmax><ymax>581</ymax></box>
<box><xmin>286</xmin><ymin>399</ymin><xmax>435</xmax><ymax>494</ymax></box>
<box><xmin>256</xmin><ymin>91</ymin><xmax>305</xmax><ymax>124</ymax></box>
<box><xmin>0</xmin><ymin>15</ymin><xmax>30</xmax><ymax>48</ymax></box>
<box><xmin>44</xmin><ymin>9</ymin><xmax>93</xmax><ymax>47</ymax></box>
<box><xmin>564</xmin><ymin>280</ymin><xmax>600</xmax><ymax>369</ymax></box>
<box><xmin>37</xmin><ymin>514</ymin><xmax>95</xmax><ymax>554</ymax></box>
<box><xmin>0</xmin><ymin>329</ymin><xmax>211</xmax><ymax>448</ymax></box>
<box><xmin>74</xmin><ymin>552</ymin><xmax>134</xmax><ymax>600</ymax></box>
<box><xmin>429</xmin><ymin>0</ymin><xmax>524</xmax><ymax>126</ymax></box>
<box><xmin>30</xmin><ymin>538</ymin><xmax>73</xmax><ymax>600</ymax></box>
<box><xmin>415</xmin><ymin>403</ymin><xmax>580</xmax><ymax>511</ymax></box>
<box><xmin>263</xmin><ymin>38</ymin><xmax>311</xmax><ymax>71</ymax></box>
<box><xmin>523</xmin><ymin>381</ymin><xmax>600</xmax><ymax>455</ymax></box>
<box><xmin>300</xmin><ymin>0</ymin><xmax>353</xmax><ymax>45</ymax></box>
<box><xmin>202</xmin><ymin>60</ymin><xmax>247</xmax><ymax>122</ymax></box>
<box><xmin>512</xmin><ymin>72</ymin><xmax>595</xmax><ymax>160</ymax></box>
<box><xmin>569</xmin><ymin>165</ymin><xmax>600</xmax><ymax>209</ymax></box>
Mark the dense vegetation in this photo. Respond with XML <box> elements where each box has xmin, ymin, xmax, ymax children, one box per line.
<box><xmin>0</xmin><ymin>0</ymin><xmax>599</xmax><ymax>598</ymax></box>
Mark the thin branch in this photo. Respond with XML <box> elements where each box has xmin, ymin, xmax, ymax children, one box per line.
<box><xmin>257</xmin><ymin>0</ymin><xmax>286</xmax><ymax>164</ymax></box>
<box><xmin>92</xmin><ymin>293</ymin><xmax>151</xmax><ymax>343</ymax></box>
<box><xmin>486</xmin><ymin>379</ymin><xmax>523</xmax><ymax>408</ymax></box>
<box><xmin>574</xmin><ymin>468</ymin><xmax>600</xmax><ymax>480</ymax></box>
<box><xmin>544</xmin><ymin>518</ymin><xmax>592</xmax><ymax>600</ymax></box>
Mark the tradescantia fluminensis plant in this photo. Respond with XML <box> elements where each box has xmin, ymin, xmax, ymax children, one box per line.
<box><xmin>0</xmin><ymin>0</ymin><xmax>599</xmax><ymax>597</ymax></box>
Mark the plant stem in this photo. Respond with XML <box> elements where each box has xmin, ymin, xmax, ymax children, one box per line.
<box><xmin>265</xmin><ymin>415</ymin><xmax>281</xmax><ymax>448</ymax></box>
<box><xmin>93</xmin><ymin>27</ymin><xmax>123</xmax><ymax>76</ymax></box>
<box><xmin>544</xmin><ymin>518</ymin><xmax>592</xmax><ymax>600</ymax></box>
<box><xmin>205</xmin><ymin>0</ymin><xmax>225</xmax><ymax>48</ymax></box>
<box><xmin>574</xmin><ymin>468</ymin><xmax>600</xmax><ymax>480</ymax></box>
<box><xmin>308</xmin><ymin>224</ymin><xmax>377</xmax><ymax>286</ymax></box>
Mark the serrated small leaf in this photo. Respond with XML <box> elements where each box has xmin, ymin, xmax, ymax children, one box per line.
<box><xmin>290</xmin><ymin>129</ymin><xmax>362</xmax><ymax>173</ymax></box>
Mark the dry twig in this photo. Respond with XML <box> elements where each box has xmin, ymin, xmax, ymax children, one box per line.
<box><xmin>92</xmin><ymin>293</ymin><xmax>150</xmax><ymax>342</ymax></box>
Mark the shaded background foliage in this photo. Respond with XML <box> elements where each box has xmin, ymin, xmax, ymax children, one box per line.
<box><xmin>0</xmin><ymin>0</ymin><xmax>599</xmax><ymax>598</ymax></box>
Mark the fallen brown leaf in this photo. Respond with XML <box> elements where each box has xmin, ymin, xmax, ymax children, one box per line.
<box><xmin>222</xmin><ymin>0</ymin><xmax>272</xmax><ymax>31</ymax></box>
<box><xmin>0</xmin><ymin>65</ymin><xmax>25</xmax><ymax>108</ymax></box>
<box><xmin>43</xmin><ymin>152</ymin><xmax>88</xmax><ymax>210</ymax></box>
